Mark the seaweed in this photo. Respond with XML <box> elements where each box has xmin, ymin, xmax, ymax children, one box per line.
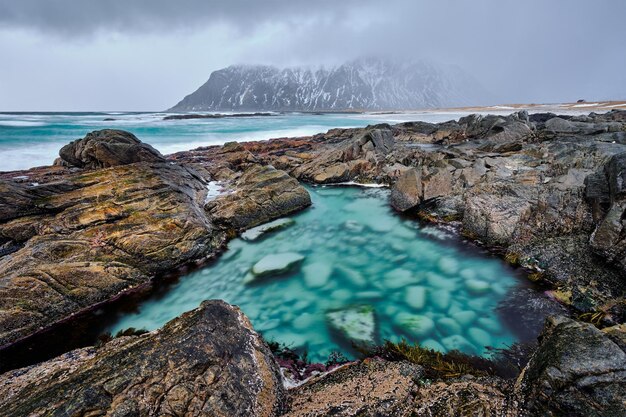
<box><xmin>355</xmin><ymin>339</ymin><xmax>536</xmax><ymax>380</ymax></box>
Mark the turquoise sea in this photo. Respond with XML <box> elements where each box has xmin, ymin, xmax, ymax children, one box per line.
<box><xmin>0</xmin><ymin>110</ymin><xmax>494</xmax><ymax>172</ymax></box>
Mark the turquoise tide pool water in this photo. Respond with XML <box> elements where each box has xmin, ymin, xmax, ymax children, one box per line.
<box><xmin>108</xmin><ymin>185</ymin><xmax>527</xmax><ymax>363</ymax></box>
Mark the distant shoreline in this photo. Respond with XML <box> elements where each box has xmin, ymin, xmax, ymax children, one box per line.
<box><xmin>1</xmin><ymin>100</ymin><xmax>625</xmax><ymax>115</ymax></box>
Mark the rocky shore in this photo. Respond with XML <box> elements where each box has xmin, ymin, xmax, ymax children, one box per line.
<box><xmin>1</xmin><ymin>110</ymin><xmax>625</xmax><ymax>415</ymax></box>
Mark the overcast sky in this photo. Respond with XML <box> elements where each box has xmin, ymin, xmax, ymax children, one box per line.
<box><xmin>0</xmin><ymin>0</ymin><xmax>624</xmax><ymax>111</ymax></box>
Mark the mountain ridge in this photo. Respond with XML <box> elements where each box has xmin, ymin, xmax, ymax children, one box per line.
<box><xmin>169</xmin><ymin>58</ymin><xmax>492</xmax><ymax>112</ymax></box>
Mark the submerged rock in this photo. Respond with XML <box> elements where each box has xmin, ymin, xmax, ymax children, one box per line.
<box><xmin>451</xmin><ymin>311</ymin><xmax>477</xmax><ymax>327</ymax></box>
<box><xmin>465</xmin><ymin>279</ymin><xmax>491</xmax><ymax>294</ymax></box>
<box><xmin>58</xmin><ymin>129</ymin><xmax>164</xmax><ymax>169</ymax></box>
<box><xmin>441</xmin><ymin>334</ymin><xmax>478</xmax><ymax>354</ymax></box>
<box><xmin>0</xmin><ymin>301</ymin><xmax>285</xmax><ymax>417</ymax></box>
<box><xmin>436</xmin><ymin>317</ymin><xmax>462</xmax><ymax>336</ymax></box>
<box><xmin>467</xmin><ymin>327</ymin><xmax>492</xmax><ymax>348</ymax></box>
<box><xmin>396</xmin><ymin>313</ymin><xmax>435</xmax><ymax>337</ymax></box>
<box><xmin>326</xmin><ymin>305</ymin><xmax>376</xmax><ymax>345</ymax></box>
<box><xmin>404</xmin><ymin>285</ymin><xmax>427</xmax><ymax>309</ymax></box>
<box><xmin>241</xmin><ymin>217</ymin><xmax>295</xmax><ymax>241</ymax></box>
<box><xmin>384</xmin><ymin>268</ymin><xmax>415</xmax><ymax>288</ymax></box>
<box><xmin>248</xmin><ymin>252</ymin><xmax>305</xmax><ymax>280</ymax></box>
<box><xmin>302</xmin><ymin>262</ymin><xmax>333</xmax><ymax>288</ymax></box>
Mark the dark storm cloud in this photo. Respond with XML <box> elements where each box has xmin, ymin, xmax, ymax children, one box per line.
<box><xmin>0</xmin><ymin>0</ymin><xmax>624</xmax><ymax>110</ymax></box>
<box><xmin>0</xmin><ymin>0</ymin><xmax>365</xmax><ymax>35</ymax></box>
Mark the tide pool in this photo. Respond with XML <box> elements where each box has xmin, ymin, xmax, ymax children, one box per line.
<box><xmin>107</xmin><ymin>185</ymin><xmax>530</xmax><ymax>363</ymax></box>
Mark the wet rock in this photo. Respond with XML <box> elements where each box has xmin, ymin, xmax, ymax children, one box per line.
<box><xmin>312</xmin><ymin>163</ymin><xmax>351</xmax><ymax>183</ymax></box>
<box><xmin>0</xmin><ymin>162</ymin><xmax>219</xmax><ymax>348</ymax></box>
<box><xmin>0</xmin><ymin>301</ymin><xmax>285</xmax><ymax>417</ymax></box>
<box><xmin>422</xmin><ymin>167</ymin><xmax>454</xmax><ymax>201</ymax></box>
<box><xmin>519</xmin><ymin>316</ymin><xmax>626</xmax><ymax>417</ymax></box>
<box><xmin>586</xmin><ymin>152</ymin><xmax>626</xmax><ymax>272</ymax></box>
<box><xmin>463</xmin><ymin>191</ymin><xmax>532</xmax><ymax>246</ymax></box>
<box><xmin>207</xmin><ymin>164</ymin><xmax>312</xmax><ymax>230</ymax></box>
<box><xmin>284</xmin><ymin>359</ymin><xmax>422</xmax><ymax>416</ymax></box>
<box><xmin>326</xmin><ymin>305</ymin><xmax>376</xmax><ymax>345</ymax></box>
<box><xmin>603</xmin><ymin>324</ymin><xmax>626</xmax><ymax>351</ymax></box>
<box><xmin>287</xmin><ymin>357</ymin><xmax>516</xmax><ymax>416</ymax></box>
<box><xmin>390</xmin><ymin>168</ymin><xmax>421</xmax><ymax>211</ymax></box>
<box><xmin>545</xmin><ymin>117</ymin><xmax>611</xmax><ymax>136</ymax></box>
<box><xmin>58</xmin><ymin>129</ymin><xmax>164</xmax><ymax>169</ymax></box>
<box><xmin>358</xmin><ymin>128</ymin><xmax>395</xmax><ymax>155</ymax></box>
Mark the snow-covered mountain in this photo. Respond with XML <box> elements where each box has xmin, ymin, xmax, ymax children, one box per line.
<box><xmin>169</xmin><ymin>57</ymin><xmax>491</xmax><ymax>111</ymax></box>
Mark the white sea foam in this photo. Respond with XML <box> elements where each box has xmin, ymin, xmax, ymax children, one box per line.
<box><xmin>0</xmin><ymin>143</ymin><xmax>60</xmax><ymax>172</ymax></box>
<box><xmin>205</xmin><ymin>181</ymin><xmax>226</xmax><ymax>203</ymax></box>
<box><xmin>155</xmin><ymin>126</ymin><xmax>341</xmax><ymax>155</ymax></box>
<box><xmin>571</xmin><ymin>102</ymin><xmax>601</xmax><ymax>108</ymax></box>
<box><xmin>325</xmin><ymin>181</ymin><xmax>387</xmax><ymax>188</ymax></box>
<box><xmin>0</xmin><ymin>121</ymin><xmax>46</xmax><ymax>127</ymax></box>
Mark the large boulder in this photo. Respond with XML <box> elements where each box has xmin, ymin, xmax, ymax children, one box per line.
<box><xmin>0</xmin><ymin>162</ymin><xmax>219</xmax><ymax>349</ymax></box>
<box><xmin>586</xmin><ymin>152</ymin><xmax>626</xmax><ymax>270</ymax></box>
<box><xmin>544</xmin><ymin>117</ymin><xmax>617</xmax><ymax>136</ymax></box>
<box><xmin>58</xmin><ymin>129</ymin><xmax>165</xmax><ymax>169</ymax></box>
<box><xmin>357</xmin><ymin>128</ymin><xmax>395</xmax><ymax>155</ymax></box>
<box><xmin>206</xmin><ymin>164</ymin><xmax>311</xmax><ymax>230</ymax></box>
<box><xmin>390</xmin><ymin>168</ymin><xmax>422</xmax><ymax>211</ymax></box>
<box><xmin>0</xmin><ymin>300</ymin><xmax>285</xmax><ymax>416</ymax></box>
<box><xmin>519</xmin><ymin>316</ymin><xmax>626</xmax><ymax>417</ymax></box>
<box><xmin>462</xmin><ymin>191</ymin><xmax>532</xmax><ymax>245</ymax></box>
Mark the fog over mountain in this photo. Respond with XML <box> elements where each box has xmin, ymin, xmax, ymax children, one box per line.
<box><xmin>170</xmin><ymin>58</ymin><xmax>491</xmax><ymax>111</ymax></box>
<box><xmin>0</xmin><ymin>0</ymin><xmax>624</xmax><ymax>110</ymax></box>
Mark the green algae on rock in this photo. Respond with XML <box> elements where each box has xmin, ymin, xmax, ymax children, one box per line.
<box><xmin>326</xmin><ymin>305</ymin><xmax>377</xmax><ymax>345</ymax></box>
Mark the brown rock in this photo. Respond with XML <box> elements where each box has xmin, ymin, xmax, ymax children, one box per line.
<box><xmin>390</xmin><ymin>168</ymin><xmax>422</xmax><ymax>211</ymax></box>
<box><xmin>0</xmin><ymin>162</ymin><xmax>220</xmax><ymax>348</ymax></box>
<box><xmin>206</xmin><ymin>164</ymin><xmax>311</xmax><ymax>230</ymax></box>
<box><xmin>285</xmin><ymin>358</ymin><xmax>516</xmax><ymax>416</ymax></box>
<box><xmin>0</xmin><ymin>300</ymin><xmax>285</xmax><ymax>417</ymax></box>
<box><xmin>463</xmin><ymin>192</ymin><xmax>532</xmax><ymax>245</ymax></box>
